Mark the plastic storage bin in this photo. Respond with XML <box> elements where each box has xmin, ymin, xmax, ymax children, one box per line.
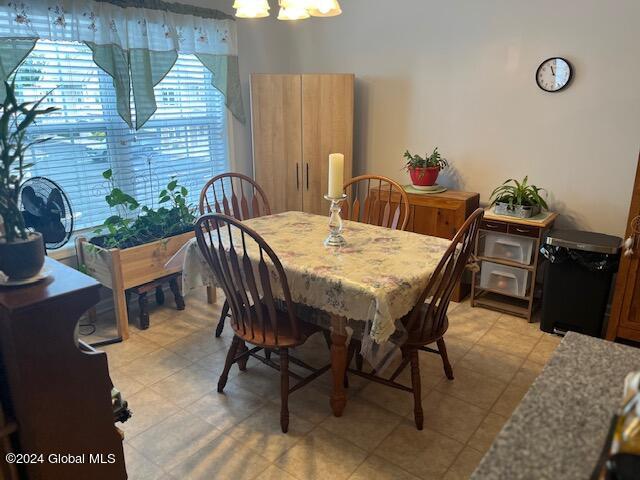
<box><xmin>479</xmin><ymin>261</ymin><xmax>529</xmax><ymax>297</ymax></box>
<box><xmin>480</xmin><ymin>231</ymin><xmax>535</xmax><ymax>265</ymax></box>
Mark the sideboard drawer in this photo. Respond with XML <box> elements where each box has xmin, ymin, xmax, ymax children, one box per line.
<box><xmin>481</xmin><ymin>220</ymin><xmax>507</xmax><ymax>232</ymax></box>
<box><xmin>507</xmin><ymin>224</ymin><xmax>540</xmax><ymax>238</ymax></box>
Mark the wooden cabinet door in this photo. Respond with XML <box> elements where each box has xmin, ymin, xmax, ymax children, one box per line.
<box><xmin>607</xmin><ymin>154</ymin><xmax>640</xmax><ymax>341</ymax></box>
<box><xmin>251</xmin><ymin>74</ymin><xmax>303</xmax><ymax>213</ymax></box>
<box><xmin>301</xmin><ymin>74</ymin><xmax>354</xmax><ymax>215</ymax></box>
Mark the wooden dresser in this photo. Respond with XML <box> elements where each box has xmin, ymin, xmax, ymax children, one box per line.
<box><xmin>375</xmin><ymin>189</ymin><xmax>480</xmax><ymax>301</ymax></box>
<box><xmin>0</xmin><ymin>258</ymin><xmax>126</xmax><ymax>480</ymax></box>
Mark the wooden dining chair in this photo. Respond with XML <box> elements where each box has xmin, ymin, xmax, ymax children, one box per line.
<box><xmin>342</xmin><ymin>175</ymin><xmax>410</xmax><ymax>231</ymax></box>
<box><xmin>199</xmin><ymin>173</ymin><xmax>272</xmax><ymax>338</ymax></box>
<box><xmin>195</xmin><ymin>213</ymin><xmax>330</xmax><ymax>433</ymax></box>
<box><xmin>347</xmin><ymin>208</ymin><xmax>484</xmax><ymax>430</ymax></box>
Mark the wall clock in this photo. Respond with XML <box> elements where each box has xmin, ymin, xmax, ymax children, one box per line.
<box><xmin>536</xmin><ymin>57</ymin><xmax>573</xmax><ymax>92</ymax></box>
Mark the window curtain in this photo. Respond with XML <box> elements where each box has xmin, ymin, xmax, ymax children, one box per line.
<box><xmin>0</xmin><ymin>0</ymin><xmax>245</xmax><ymax>129</ymax></box>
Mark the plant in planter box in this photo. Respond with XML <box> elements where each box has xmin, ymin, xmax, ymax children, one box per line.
<box><xmin>91</xmin><ymin>169</ymin><xmax>196</xmax><ymax>249</ymax></box>
<box><xmin>489</xmin><ymin>176</ymin><xmax>548</xmax><ymax>218</ymax></box>
<box><xmin>0</xmin><ymin>81</ymin><xmax>58</xmax><ymax>280</ymax></box>
<box><xmin>403</xmin><ymin>148</ymin><xmax>448</xmax><ymax>188</ymax></box>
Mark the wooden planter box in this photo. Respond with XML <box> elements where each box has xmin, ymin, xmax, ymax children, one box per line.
<box><xmin>76</xmin><ymin>231</ymin><xmax>195</xmax><ymax>340</ymax></box>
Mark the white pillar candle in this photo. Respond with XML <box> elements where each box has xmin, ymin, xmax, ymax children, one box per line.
<box><xmin>328</xmin><ymin>153</ymin><xmax>344</xmax><ymax>198</ymax></box>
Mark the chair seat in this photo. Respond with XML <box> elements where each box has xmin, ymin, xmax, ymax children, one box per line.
<box><xmin>403</xmin><ymin>302</ymin><xmax>449</xmax><ymax>346</ymax></box>
<box><xmin>231</xmin><ymin>303</ymin><xmax>321</xmax><ymax>348</ymax></box>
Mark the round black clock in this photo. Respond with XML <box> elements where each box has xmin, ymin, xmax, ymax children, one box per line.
<box><xmin>536</xmin><ymin>57</ymin><xmax>573</xmax><ymax>92</ymax></box>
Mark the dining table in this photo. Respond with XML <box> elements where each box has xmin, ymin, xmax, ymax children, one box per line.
<box><xmin>168</xmin><ymin>210</ymin><xmax>452</xmax><ymax>417</ymax></box>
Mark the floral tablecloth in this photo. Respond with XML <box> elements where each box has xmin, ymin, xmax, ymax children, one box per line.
<box><xmin>169</xmin><ymin>211</ymin><xmax>451</xmax><ymax>362</ymax></box>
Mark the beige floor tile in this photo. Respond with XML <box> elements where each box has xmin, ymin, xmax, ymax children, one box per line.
<box><xmin>129</xmin><ymin>410</ymin><xmax>222</xmax><ymax>470</ymax></box>
<box><xmin>476</xmin><ymin>326</ymin><xmax>537</xmax><ymax>358</ymax></box>
<box><xmin>468</xmin><ymin>412</ymin><xmax>508</xmax><ymax>454</ymax></box>
<box><xmin>419</xmin><ymin>391</ymin><xmax>486</xmax><ymax>443</ymax></box>
<box><xmin>358</xmin><ymin>380</ymin><xmax>416</xmax><ymax>417</ymax></box>
<box><xmin>227</xmin><ymin>402</ymin><xmax>314</xmax><ymax>461</ymax></box>
<box><xmin>186</xmin><ymin>381</ymin><xmax>268</xmax><ymax>432</ymax></box>
<box><xmin>528</xmin><ymin>337</ymin><xmax>560</xmax><ymax>364</ymax></box>
<box><xmin>102</xmin><ymin>334</ymin><xmax>162</xmax><ymax>369</ymax></box>
<box><xmin>429</xmin><ymin>335</ymin><xmax>475</xmax><ymax>364</ymax></box>
<box><xmin>276</xmin><ymin>427</ymin><xmax>368</xmax><ymax>480</ymax></box>
<box><xmin>492</xmin><ymin>382</ymin><xmax>531</xmax><ymax>417</ymax></box>
<box><xmin>123</xmin><ymin>443</ymin><xmax>166</xmax><ymax>480</ymax></box>
<box><xmin>229</xmin><ymin>362</ymin><xmax>283</xmax><ymax>399</ymax></box>
<box><xmin>457</xmin><ymin>344</ymin><xmax>524</xmax><ymax>383</ymax></box>
<box><xmin>261</xmin><ymin>465</ymin><xmax>299</xmax><ymax>480</ymax></box>
<box><xmin>321</xmin><ymin>398</ymin><xmax>404</xmax><ymax>452</ymax></box>
<box><xmin>375</xmin><ymin>420</ymin><xmax>464</xmax><ymax>480</ymax></box>
<box><xmin>494</xmin><ymin>315</ymin><xmax>544</xmax><ymax>340</ymax></box>
<box><xmin>511</xmin><ymin>359</ymin><xmax>545</xmax><ymax>387</ymax></box>
<box><xmin>194</xmin><ymin>345</ymin><xmax>236</xmax><ymax>376</ymax></box>
<box><xmin>150</xmin><ymin>364</ymin><xmax>217</xmax><ymax>408</ymax></box>
<box><xmin>164</xmin><ymin>329</ymin><xmax>227</xmax><ymax>362</ymax></box>
<box><xmin>349</xmin><ymin>454</ymin><xmax>420</xmax><ymax>480</ymax></box>
<box><xmin>541</xmin><ymin>332</ymin><xmax>562</xmax><ymax>346</ymax></box>
<box><xmin>169</xmin><ymin>433</ymin><xmax>270</xmax><ymax>480</ymax></box>
<box><xmin>125</xmin><ymin>348</ymin><xmax>192</xmax><ymax>386</ymax></box>
<box><xmin>287</xmin><ymin>384</ymin><xmax>332</xmax><ymax>425</ymax></box>
<box><xmin>137</xmin><ymin>319</ymin><xmax>200</xmax><ymax>347</ymax></box>
<box><xmin>435</xmin><ymin>366</ymin><xmax>507</xmax><ymax>411</ymax></box>
<box><xmin>119</xmin><ymin>388</ymin><xmax>179</xmax><ymax>439</ymax></box>
<box><xmin>110</xmin><ymin>367</ymin><xmax>145</xmax><ymax>398</ymax></box>
<box><xmin>443</xmin><ymin>447</ymin><xmax>484</xmax><ymax>480</ymax></box>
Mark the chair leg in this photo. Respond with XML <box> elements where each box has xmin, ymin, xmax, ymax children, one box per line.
<box><xmin>437</xmin><ymin>338</ymin><xmax>454</xmax><ymax>380</ymax></box>
<box><xmin>355</xmin><ymin>352</ymin><xmax>363</xmax><ymax>372</ymax></box>
<box><xmin>237</xmin><ymin>342</ymin><xmax>249</xmax><ymax>371</ymax></box>
<box><xmin>218</xmin><ymin>336</ymin><xmax>240</xmax><ymax>393</ymax></box>
<box><xmin>280</xmin><ymin>348</ymin><xmax>290</xmax><ymax>433</ymax></box>
<box><xmin>409</xmin><ymin>348</ymin><xmax>424</xmax><ymax>430</ymax></box>
<box><xmin>155</xmin><ymin>286</ymin><xmax>165</xmax><ymax>305</ymax></box>
<box><xmin>265</xmin><ymin>349</ymin><xmax>272</xmax><ymax>360</ymax></box>
<box><xmin>215</xmin><ymin>300</ymin><xmax>229</xmax><ymax>338</ymax></box>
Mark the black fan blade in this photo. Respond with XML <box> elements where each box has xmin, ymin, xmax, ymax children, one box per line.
<box><xmin>21</xmin><ymin>186</ymin><xmax>46</xmax><ymax>217</ymax></box>
<box><xmin>46</xmin><ymin>188</ymin><xmax>66</xmax><ymax>218</ymax></box>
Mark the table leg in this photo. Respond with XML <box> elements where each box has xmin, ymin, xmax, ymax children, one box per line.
<box><xmin>330</xmin><ymin>314</ymin><xmax>348</xmax><ymax>417</ymax></box>
<box><xmin>206</xmin><ymin>286</ymin><xmax>217</xmax><ymax>305</ymax></box>
<box><xmin>113</xmin><ymin>288</ymin><xmax>130</xmax><ymax>340</ymax></box>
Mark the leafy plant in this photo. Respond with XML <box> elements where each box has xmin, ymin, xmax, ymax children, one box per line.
<box><xmin>489</xmin><ymin>176</ymin><xmax>548</xmax><ymax>209</ymax></box>
<box><xmin>93</xmin><ymin>169</ymin><xmax>196</xmax><ymax>249</ymax></box>
<box><xmin>0</xmin><ymin>80</ymin><xmax>58</xmax><ymax>242</ymax></box>
<box><xmin>403</xmin><ymin>148</ymin><xmax>449</xmax><ymax>171</ymax></box>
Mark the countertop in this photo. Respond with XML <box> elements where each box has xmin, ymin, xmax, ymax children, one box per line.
<box><xmin>471</xmin><ymin>332</ymin><xmax>640</xmax><ymax>480</ymax></box>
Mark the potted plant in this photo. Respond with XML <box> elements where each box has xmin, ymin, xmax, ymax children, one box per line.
<box><xmin>404</xmin><ymin>148</ymin><xmax>448</xmax><ymax>189</ymax></box>
<box><xmin>0</xmin><ymin>81</ymin><xmax>58</xmax><ymax>280</ymax></box>
<box><xmin>77</xmin><ymin>170</ymin><xmax>197</xmax><ymax>338</ymax></box>
<box><xmin>489</xmin><ymin>176</ymin><xmax>548</xmax><ymax>218</ymax></box>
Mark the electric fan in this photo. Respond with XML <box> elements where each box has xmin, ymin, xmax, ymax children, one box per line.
<box><xmin>19</xmin><ymin>177</ymin><xmax>74</xmax><ymax>250</ymax></box>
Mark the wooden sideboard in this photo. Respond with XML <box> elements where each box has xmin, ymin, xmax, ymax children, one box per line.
<box><xmin>0</xmin><ymin>258</ymin><xmax>126</xmax><ymax>480</ymax></box>
<box><xmin>375</xmin><ymin>189</ymin><xmax>480</xmax><ymax>301</ymax></box>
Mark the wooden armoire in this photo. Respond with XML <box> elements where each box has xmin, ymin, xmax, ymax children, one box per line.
<box><xmin>250</xmin><ymin>74</ymin><xmax>354</xmax><ymax>215</ymax></box>
<box><xmin>607</xmin><ymin>153</ymin><xmax>640</xmax><ymax>343</ymax></box>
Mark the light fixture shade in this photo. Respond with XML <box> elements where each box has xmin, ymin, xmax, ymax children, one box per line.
<box><xmin>234</xmin><ymin>0</ymin><xmax>270</xmax><ymax>18</ymax></box>
<box><xmin>278</xmin><ymin>0</ymin><xmax>310</xmax><ymax>20</ymax></box>
<box><xmin>308</xmin><ymin>0</ymin><xmax>341</xmax><ymax>17</ymax></box>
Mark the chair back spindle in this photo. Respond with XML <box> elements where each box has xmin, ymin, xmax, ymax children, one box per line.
<box><xmin>343</xmin><ymin>175</ymin><xmax>410</xmax><ymax>230</ymax></box>
<box><xmin>195</xmin><ymin>214</ymin><xmax>301</xmax><ymax>346</ymax></box>
<box><xmin>199</xmin><ymin>173</ymin><xmax>271</xmax><ymax>220</ymax></box>
<box><xmin>406</xmin><ymin>208</ymin><xmax>484</xmax><ymax>340</ymax></box>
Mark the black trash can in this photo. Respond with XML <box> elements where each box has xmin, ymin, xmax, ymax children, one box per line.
<box><xmin>540</xmin><ymin>230</ymin><xmax>621</xmax><ymax>337</ymax></box>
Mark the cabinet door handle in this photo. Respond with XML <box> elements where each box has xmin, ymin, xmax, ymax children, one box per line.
<box><xmin>306</xmin><ymin>163</ymin><xmax>309</xmax><ymax>190</ymax></box>
<box><xmin>515</xmin><ymin>227</ymin><xmax>529</xmax><ymax>233</ymax></box>
<box><xmin>485</xmin><ymin>222</ymin><xmax>501</xmax><ymax>229</ymax></box>
<box><xmin>296</xmin><ymin>163</ymin><xmax>299</xmax><ymax>190</ymax></box>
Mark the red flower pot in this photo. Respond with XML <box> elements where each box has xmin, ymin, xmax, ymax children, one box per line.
<box><xmin>409</xmin><ymin>167</ymin><xmax>440</xmax><ymax>187</ymax></box>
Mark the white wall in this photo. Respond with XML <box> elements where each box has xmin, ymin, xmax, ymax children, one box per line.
<box><xmin>182</xmin><ymin>0</ymin><xmax>640</xmax><ymax>236</ymax></box>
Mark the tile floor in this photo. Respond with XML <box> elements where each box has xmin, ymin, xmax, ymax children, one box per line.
<box><xmin>88</xmin><ymin>288</ymin><xmax>562</xmax><ymax>480</ymax></box>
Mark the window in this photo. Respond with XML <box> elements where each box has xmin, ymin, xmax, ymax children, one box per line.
<box><xmin>15</xmin><ymin>40</ymin><xmax>229</xmax><ymax>230</ymax></box>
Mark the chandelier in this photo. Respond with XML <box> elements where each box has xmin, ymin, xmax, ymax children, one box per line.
<box><xmin>233</xmin><ymin>0</ymin><xmax>342</xmax><ymax>20</ymax></box>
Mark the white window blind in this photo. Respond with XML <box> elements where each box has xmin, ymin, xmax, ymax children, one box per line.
<box><xmin>15</xmin><ymin>40</ymin><xmax>229</xmax><ymax>230</ymax></box>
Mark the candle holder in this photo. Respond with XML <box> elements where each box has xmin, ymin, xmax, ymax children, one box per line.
<box><xmin>323</xmin><ymin>194</ymin><xmax>348</xmax><ymax>247</ymax></box>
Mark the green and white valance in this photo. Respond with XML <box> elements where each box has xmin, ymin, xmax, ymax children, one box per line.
<box><xmin>0</xmin><ymin>0</ymin><xmax>244</xmax><ymax>128</ymax></box>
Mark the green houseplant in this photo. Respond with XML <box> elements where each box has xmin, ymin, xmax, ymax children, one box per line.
<box><xmin>0</xmin><ymin>81</ymin><xmax>58</xmax><ymax>280</ymax></box>
<box><xmin>489</xmin><ymin>176</ymin><xmax>548</xmax><ymax>218</ymax></box>
<box><xmin>403</xmin><ymin>148</ymin><xmax>448</xmax><ymax>188</ymax></box>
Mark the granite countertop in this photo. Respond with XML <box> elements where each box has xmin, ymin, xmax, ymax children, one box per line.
<box><xmin>471</xmin><ymin>332</ymin><xmax>640</xmax><ymax>480</ymax></box>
